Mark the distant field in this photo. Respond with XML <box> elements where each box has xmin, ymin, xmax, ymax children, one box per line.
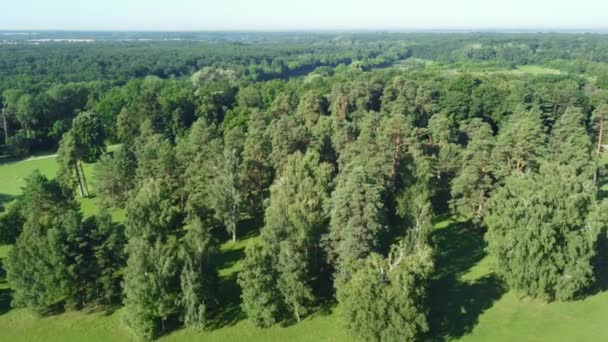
<box><xmin>439</xmin><ymin>64</ymin><xmax>564</xmax><ymax>78</ymax></box>
<box><xmin>510</xmin><ymin>65</ymin><xmax>562</xmax><ymax>75</ymax></box>
<box><xmin>1</xmin><ymin>154</ymin><xmax>608</xmax><ymax>341</ymax></box>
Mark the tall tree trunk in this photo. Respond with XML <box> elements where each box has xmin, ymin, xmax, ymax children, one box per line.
<box><xmin>79</xmin><ymin>160</ymin><xmax>90</xmax><ymax>197</ymax></box>
<box><xmin>74</xmin><ymin>163</ymin><xmax>85</xmax><ymax>197</ymax></box>
<box><xmin>595</xmin><ymin>119</ymin><xmax>604</xmax><ymax>183</ymax></box>
<box><xmin>596</xmin><ymin>119</ymin><xmax>604</xmax><ymax>155</ymax></box>
<box><xmin>391</xmin><ymin>133</ymin><xmax>402</xmax><ymax>186</ymax></box>
<box><xmin>294</xmin><ymin>303</ymin><xmax>301</xmax><ymax>322</ymax></box>
<box><xmin>1</xmin><ymin>105</ymin><xmax>8</xmax><ymax>145</ymax></box>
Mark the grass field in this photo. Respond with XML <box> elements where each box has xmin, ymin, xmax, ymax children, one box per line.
<box><xmin>437</xmin><ymin>64</ymin><xmax>564</xmax><ymax>78</ymax></box>
<box><xmin>1</xmin><ymin>154</ymin><xmax>608</xmax><ymax>341</ymax></box>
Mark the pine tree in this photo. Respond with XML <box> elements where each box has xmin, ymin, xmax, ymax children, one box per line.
<box><xmin>88</xmin><ymin>209</ymin><xmax>127</xmax><ymax>306</ymax></box>
<box><xmin>241</xmin><ymin>110</ymin><xmax>273</xmax><ymax>216</ymax></box>
<box><xmin>95</xmin><ymin>146</ymin><xmax>137</xmax><ymax>207</ymax></box>
<box><xmin>485</xmin><ymin>163</ymin><xmax>600</xmax><ymax>301</ymax></box>
<box><xmin>451</xmin><ymin>119</ymin><xmax>495</xmax><ymax>226</ymax></box>
<box><xmin>5</xmin><ymin>171</ymin><xmax>115</xmax><ymax>313</ymax></box>
<box><xmin>549</xmin><ymin>106</ymin><xmax>594</xmax><ymax>177</ymax></box>
<box><xmin>325</xmin><ymin>165</ymin><xmax>386</xmax><ymax>287</ymax></box>
<box><xmin>591</xmin><ymin>104</ymin><xmax>608</xmax><ymax>181</ymax></box>
<box><xmin>491</xmin><ymin>107</ymin><xmax>546</xmax><ymax>180</ymax></box>
<box><xmin>261</xmin><ymin>151</ymin><xmax>333</xmax><ymax>322</ymax></box>
<box><xmin>0</xmin><ymin>200</ymin><xmax>25</xmax><ymax>244</ymax></box>
<box><xmin>56</xmin><ymin>111</ymin><xmax>106</xmax><ymax>197</ymax></box>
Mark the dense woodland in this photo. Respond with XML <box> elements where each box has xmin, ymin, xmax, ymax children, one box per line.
<box><xmin>2</xmin><ymin>32</ymin><xmax>608</xmax><ymax>341</ymax></box>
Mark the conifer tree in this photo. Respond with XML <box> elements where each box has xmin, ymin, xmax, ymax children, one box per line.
<box><xmin>325</xmin><ymin>165</ymin><xmax>385</xmax><ymax>287</ymax></box>
<box><xmin>451</xmin><ymin>119</ymin><xmax>495</xmax><ymax>226</ymax></box>
<box><xmin>491</xmin><ymin>107</ymin><xmax>546</xmax><ymax>180</ymax></box>
<box><xmin>549</xmin><ymin>106</ymin><xmax>594</xmax><ymax>177</ymax></box>
<box><xmin>339</xmin><ymin>203</ymin><xmax>434</xmax><ymax>342</ymax></box>
<box><xmin>485</xmin><ymin>163</ymin><xmax>600</xmax><ymax>300</ymax></box>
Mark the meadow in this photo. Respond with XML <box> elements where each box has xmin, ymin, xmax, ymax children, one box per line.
<box><xmin>1</xmin><ymin>154</ymin><xmax>607</xmax><ymax>341</ymax></box>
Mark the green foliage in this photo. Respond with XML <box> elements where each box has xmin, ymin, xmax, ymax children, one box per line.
<box><xmin>70</xmin><ymin>111</ymin><xmax>106</xmax><ymax>163</ymax></box>
<box><xmin>5</xmin><ymin>171</ymin><xmax>124</xmax><ymax>313</ymax></box>
<box><xmin>240</xmin><ymin>110</ymin><xmax>273</xmax><ymax>216</ymax></box>
<box><xmin>340</xmin><ymin>240</ymin><xmax>434</xmax><ymax>342</ymax></box>
<box><xmin>237</xmin><ymin>244</ymin><xmax>282</xmax><ymax>328</ymax></box>
<box><xmin>451</xmin><ymin>119</ymin><xmax>494</xmax><ymax>226</ymax></box>
<box><xmin>124</xmin><ymin>237</ymin><xmax>181</xmax><ymax>340</ymax></box>
<box><xmin>325</xmin><ymin>165</ymin><xmax>385</xmax><ymax>286</ymax></box>
<box><xmin>485</xmin><ymin>163</ymin><xmax>600</xmax><ymax>301</ymax></box>
<box><xmin>549</xmin><ymin>107</ymin><xmax>593</xmax><ymax>177</ymax></box>
<box><xmin>123</xmin><ymin>179</ymin><xmax>217</xmax><ymax>338</ymax></box>
<box><xmin>179</xmin><ymin>219</ymin><xmax>217</xmax><ymax>330</ymax></box>
<box><xmin>95</xmin><ymin>146</ymin><xmax>137</xmax><ymax>207</ymax></box>
<box><xmin>208</xmin><ymin>145</ymin><xmax>243</xmax><ymax>242</ymax></box>
<box><xmin>0</xmin><ymin>200</ymin><xmax>25</xmax><ymax>244</ymax></box>
<box><xmin>5</xmin><ymin>31</ymin><xmax>608</xmax><ymax>342</ymax></box>
<box><xmin>491</xmin><ymin>108</ymin><xmax>546</xmax><ymax>180</ymax></box>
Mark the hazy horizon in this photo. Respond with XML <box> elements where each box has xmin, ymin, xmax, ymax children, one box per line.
<box><xmin>1</xmin><ymin>0</ymin><xmax>607</xmax><ymax>31</ymax></box>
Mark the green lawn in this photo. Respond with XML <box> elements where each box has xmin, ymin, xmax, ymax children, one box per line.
<box><xmin>0</xmin><ymin>156</ymin><xmax>58</xmax><ymax>200</ymax></box>
<box><xmin>1</xmin><ymin>154</ymin><xmax>608</xmax><ymax>341</ymax></box>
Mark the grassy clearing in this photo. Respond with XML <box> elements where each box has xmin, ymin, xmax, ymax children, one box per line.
<box><xmin>1</xmin><ymin>155</ymin><xmax>608</xmax><ymax>341</ymax></box>
<box><xmin>438</xmin><ymin>64</ymin><xmax>564</xmax><ymax>78</ymax></box>
<box><xmin>0</xmin><ymin>147</ymin><xmax>124</xmax><ymax>219</ymax></box>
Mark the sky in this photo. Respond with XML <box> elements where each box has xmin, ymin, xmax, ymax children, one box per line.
<box><xmin>0</xmin><ymin>0</ymin><xmax>607</xmax><ymax>31</ymax></box>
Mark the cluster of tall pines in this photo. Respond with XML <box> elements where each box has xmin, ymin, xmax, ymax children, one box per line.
<box><xmin>2</xmin><ymin>60</ymin><xmax>608</xmax><ymax>341</ymax></box>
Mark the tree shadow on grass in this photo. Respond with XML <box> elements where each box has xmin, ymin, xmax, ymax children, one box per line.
<box><xmin>0</xmin><ymin>288</ymin><xmax>11</xmax><ymax>316</ymax></box>
<box><xmin>0</xmin><ymin>193</ymin><xmax>14</xmax><ymax>207</ymax></box>
<box><xmin>206</xmin><ymin>217</ymin><xmax>262</xmax><ymax>330</ymax></box>
<box><xmin>206</xmin><ymin>273</ymin><xmax>246</xmax><ymax>330</ymax></box>
<box><xmin>0</xmin><ymin>260</ymin><xmax>10</xmax><ymax>316</ymax></box>
<box><xmin>427</xmin><ymin>220</ymin><xmax>506</xmax><ymax>341</ymax></box>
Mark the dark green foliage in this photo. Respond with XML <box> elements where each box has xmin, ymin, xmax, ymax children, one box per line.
<box><xmin>237</xmin><ymin>244</ymin><xmax>282</xmax><ymax>327</ymax></box>
<box><xmin>70</xmin><ymin>111</ymin><xmax>106</xmax><ymax>163</ymax></box>
<box><xmin>86</xmin><ymin>210</ymin><xmax>127</xmax><ymax>306</ymax></box>
<box><xmin>451</xmin><ymin>119</ymin><xmax>494</xmax><ymax>226</ymax></box>
<box><xmin>5</xmin><ymin>172</ymin><xmax>125</xmax><ymax>313</ymax></box>
<box><xmin>124</xmin><ymin>237</ymin><xmax>182</xmax><ymax>339</ymax></box>
<box><xmin>0</xmin><ymin>200</ymin><xmax>25</xmax><ymax>244</ymax></box>
<box><xmin>123</xmin><ymin>179</ymin><xmax>217</xmax><ymax>338</ymax></box>
<box><xmin>95</xmin><ymin>147</ymin><xmax>137</xmax><ymax>207</ymax></box>
<box><xmin>208</xmin><ymin>141</ymin><xmax>244</xmax><ymax>242</ymax></box>
<box><xmin>325</xmin><ymin>166</ymin><xmax>386</xmax><ymax>287</ymax></box>
<box><xmin>340</xmin><ymin>241</ymin><xmax>434</xmax><ymax>342</ymax></box>
<box><xmin>179</xmin><ymin>219</ymin><xmax>217</xmax><ymax>330</ymax></box>
<box><xmin>6</xmin><ymin>31</ymin><xmax>608</xmax><ymax>341</ymax></box>
<box><xmin>485</xmin><ymin>163</ymin><xmax>600</xmax><ymax>301</ymax></box>
<box><xmin>491</xmin><ymin>108</ymin><xmax>546</xmax><ymax>180</ymax></box>
<box><xmin>240</xmin><ymin>110</ymin><xmax>273</xmax><ymax>216</ymax></box>
<box><xmin>239</xmin><ymin>151</ymin><xmax>333</xmax><ymax>325</ymax></box>
<box><xmin>549</xmin><ymin>107</ymin><xmax>594</xmax><ymax>177</ymax></box>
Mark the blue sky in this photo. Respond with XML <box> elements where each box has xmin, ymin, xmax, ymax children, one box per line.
<box><xmin>1</xmin><ymin>0</ymin><xmax>607</xmax><ymax>31</ymax></box>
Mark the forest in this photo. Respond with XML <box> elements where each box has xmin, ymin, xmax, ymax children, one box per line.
<box><xmin>1</xmin><ymin>31</ymin><xmax>608</xmax><ymax>341</ymax></box>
